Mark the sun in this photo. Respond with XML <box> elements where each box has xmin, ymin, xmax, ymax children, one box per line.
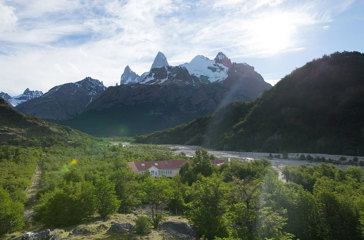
<box><xmin>245</xmin><ymin>12</ymin><xmax>299</xmax><ymax>56</ymax></box>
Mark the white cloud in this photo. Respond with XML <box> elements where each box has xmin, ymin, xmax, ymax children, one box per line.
<box><xmin>0</xmin><ymin>1</ymin><xmax>17</xmax><ymax>33</ymax></box>
<box><xmin>0</xmin><ymin>0</ymin><xmax>358</xmax><ymax>95</ymax></box>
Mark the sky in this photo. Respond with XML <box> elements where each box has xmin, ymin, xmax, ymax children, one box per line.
<box><xmin>0</xmin><ymin>0</ymin><xmax>363</xmax><ymax>95</ymax></box>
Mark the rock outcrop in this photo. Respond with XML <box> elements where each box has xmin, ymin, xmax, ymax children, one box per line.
<box><xmin>161</xmin><ymin>221</ymin><xmax>197</xmax><ymax>239</ymax></box>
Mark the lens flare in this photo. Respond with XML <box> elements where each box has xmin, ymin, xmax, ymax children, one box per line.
<box><xmin>61</xmin><ymin>165</ymin><xmax>69</xmax><ymax>173</ymax></box>
<box><xmin>60</xmin><ymin>158</ymin><xmax>78</xmax><ymax>174</ymax></box>
<box><xmin>70</xmin><ymin>158</ymin><xmax>78</xmax><ymax>165</ymax></box>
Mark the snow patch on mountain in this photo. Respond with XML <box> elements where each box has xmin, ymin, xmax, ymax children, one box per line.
<box><xmin>120</xmin><ymin>65</ymin><xmax>141</xmax><ymax>84</ymax></box>
<box><xmin>0</xmin><ymin>92</ymin><xmax>11</xmax><ymax>101</ymax></box>
<box><xmin>182</xmin><ymin>55</ymin><xmax>228</xmax><ymax>83</ymax></box>
<box><xmin>6</xmin><ymin>88</ymin><xmax>43</xmax><ymax>106</ymax></box>
<box><xmin>44</xmin><ymin>77</ymin><xmax>105</xmax><ymax>98</ymax></box>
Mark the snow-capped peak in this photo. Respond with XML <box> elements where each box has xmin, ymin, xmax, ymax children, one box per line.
<box><xmin>77</xmin><ymin>77</ymin><xmax>106</xmax><ymax>92</ymax></box>
<box><xmin>120</xmin><ymin>65</ymin><xmax>141</xmax><ymax>84</ymax></box>
<box><xmin>181</xmin><ymin>54</ymin><xmax>229</xmax><ymax>83</ymax></box>
<box><xmin>214</xmin><ymin>52</ymin><xmax>232</xmax><ymax>68</ymax></box>
<box><xmin>8</xmin><ymin>88</ymin><xmax>43</xmax><ymax>106</ymax></box>
<box><xmin>151</xmin><ymin>51</ymin><xmax>169</xmax><ymax>69</ymax></box>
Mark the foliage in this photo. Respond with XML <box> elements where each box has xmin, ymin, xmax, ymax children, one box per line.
<box><xmin>187</xmin><ymin>174</ymin><xmax>229</xmax><ymax>239</ymax></box>
<box><xmin>1</xmin><ymin>135</ymin><xmax>363</xmax><ymax>240</ymax></box>
<box><xmin>34</xmin><ymin>181</ymin><xmax>96</xmax><ymax>227</ymax></box>
<box><xmin>180</xmin><ymin>148</ymin><xmax>217</xmax><ymax>185</ymax></box>
<box><xmin>142</xmin><ymin>176</ymin><xmax>172</xmax><ymax>228</ymax></box>
<box><xmin>135</xmin><ymin>215</ymin><xmax>152</xmax><ymax>234</ymax></box>
<box><xmin>0</xmin><ymin>188</ymin><xmax>24</xmax><ymax>236</ymax></box>
<box><xmin>95</xmin><ymin>177</ymin><xmax>120</xmax><ymax>219</ymax></box>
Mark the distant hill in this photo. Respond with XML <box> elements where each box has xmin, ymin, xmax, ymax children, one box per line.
<box><xmin>0</xmin><ymin>97</ymin><xmax>87</xmax><ymax>144</ymax></box>
<box><xmin>136</xmin><ymin>52</ymin><xmax>364</xmax><ymax>155</ymax></box>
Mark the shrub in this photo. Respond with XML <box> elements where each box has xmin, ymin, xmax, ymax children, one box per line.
<box><xmin>0</xmin><ymin>188</ymin><xmax>24</xmax><ymax>236</ymax></box>
<box><xmin>34</xmin><ymin>182</ymin><xmax>96</xmax><ymax>227</ymax></box>
<box><xmin>135</xmin><ymin>216</ymin><xmax>152</xmax><ymax>234</ymax></box>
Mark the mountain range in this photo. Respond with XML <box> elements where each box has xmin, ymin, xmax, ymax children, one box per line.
<box><xmin>136</xmin><ymin>51</ymin><xmax>364</xmax><ymax>155</ymax></box>
<box><xmin>15</xmin><ymin>52</ymin><xmax>271</xmax><ymax>136</ymax></box>
<box><xmin>0</xmin><ymin>89</ymin><xmax>43</xmax><ymax>106</ymax></box>
<box><xmin>60</xmin><ymin>52</ymin><xmax>270</xmax><ymax>136</ymax></box>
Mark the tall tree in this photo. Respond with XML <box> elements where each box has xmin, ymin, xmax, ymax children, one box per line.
<box><xmin>188</xmin><ymin>175</ymin><xmax>228</xmax><ymax>239</ymax></box>
<box><xmin>142</xmin><ymin>176</ymin><xmax>172</xmax><ymax>228</ymax></box>
<box><xmin>95</xmin><ymin>178</ymin><xmax>120</xmax><ymax>219</ymax></box>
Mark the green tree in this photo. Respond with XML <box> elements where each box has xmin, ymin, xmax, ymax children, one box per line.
<box><xmin>111</xmin><ymin>169</ymin><xmax>143</xmax><ymax>213</ymax></box>
<box><xmin>35</xmin><ymin>181</ymin><xmax>96</xmax><ymax>227</ymax></box>
<box><xmin>180</xmin><ymin>149</ymin><xmax>216</xmax><ymax>185</ymax></box>
<box><xmin>313</xmin><ymin>178</ymin><xmax>362</xmax><ymax>240</ymax></box>
<box><xmin>168</xmin><ymin>176</ymin><xmax>188</xmax><ymax>215</ymax></box>
<box><xmin>188</xmin><ymin>175</ymin><xmax>228</xmax><ymax>239</ymax></box>
<box><xmin>142</xmin><ymin>176</ymin><xmax>172</xmax><ymax>228</ymax></box>
<box><xmin>226</xmin><ymin>178</ymin><xmax>261</xmax><ymax>239</ymax></box>
<box><xmin>257</xmin><ymin>207</ymin><xmax>294</xmax><ymax>240</ymax></box>
<box><xmin>0</xmin><ymin>188</ymin><xmax>24</xmax><ymax>236</ymax></box>
<box><xmin>95</xmin><ymin>177</ymin><xmax>120</xmax><ymax>219</ymax></box>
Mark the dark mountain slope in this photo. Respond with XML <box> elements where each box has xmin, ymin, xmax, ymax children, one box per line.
<box><xmin>136</xmin><ymin>101</ymin><xmax>253</xmax><ymax>146</ymax></box>
<box><xmin>16</xmin><ymin>77</ymin><xmax>106</xmax><ymax>121</ymax></box>
<box><xmin>0</xmin><ymin>97</ymin><xmax>87</xmax><ymax>144</ymax></box>
<box><xmin>61</xmin><ymin>62</ymin><xmax>269</xmax><ymax>137</ymax></box>
<box><xmin>137</xmin><ymin>52</ymin><xmax>364</xmax><ymax>155</ymax></box>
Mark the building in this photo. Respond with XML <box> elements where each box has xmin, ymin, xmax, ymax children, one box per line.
<box><xmin>127</xmin><ymin>159</ymin><xmax>226</xmax><ymax>177</ymax></box>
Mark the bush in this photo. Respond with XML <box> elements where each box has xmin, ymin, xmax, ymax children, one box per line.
<box><xmin>95</xmin><ymin>178</ymin><xmax>120</xmax><ymax>219</ymax></box>
<box><xmin>135</xmin><ymin>216</ymin><xmax>152</xmax><ymax>234</ymax></box>
<box><xmin>0</xmin><ymin>188</ymin><xmax>24</xmax><ymax>236</ymax></box>
<box><xmin>34</xmin><ymin>182</ymin><xmax>96</xmax><ymax>227</ymax></box>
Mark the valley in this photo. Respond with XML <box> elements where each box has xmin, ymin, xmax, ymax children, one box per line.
<box><xmin>166</xmin><ymin>144</ymin><xmax>364</xmax><ymax>179</ymax></box>
<box><xmin>1</xmin><ymin>52</ymin><xmax>364</xmax><ymax>240</ymax></box>
<box><xmin>114</xmin><ymin>142</ymin><xmax>363</xmax><ymax>179</ymax></box>
<box><xmin>1</xmin><ymin>0</ymin><xmax>364</xmax><ymax>239</ymax></box>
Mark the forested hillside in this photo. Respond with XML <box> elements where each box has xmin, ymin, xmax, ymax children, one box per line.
<box><xmin>0</xmin><ymin>97</ymin><xmax>88</xmax><ymax>145</ymax></box>
<box><xmin>137</xmin><ymin>52</ymin><xmax>364</xmax><ymax>155</ymax></box>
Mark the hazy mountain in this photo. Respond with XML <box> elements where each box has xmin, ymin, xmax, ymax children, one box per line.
<box><xmin>17</xmin><ymin>77</ymin><xmax>106</xmax><ymax>121</ymax></box>
<box><xmin>0</xmin><ymin>92</ymin><xmax>11</xmax><ymax>102</ymax></box>
<box><xmin>136</xmin><ymin>51</ymin><xmax>364</xmax><ymax>155</ymax></box>
<box><xmin>0</xmin><ymin>89</ymin><xmax>43</xmax><ymax>106</ymax></box>
<box><xmin>120</xmin><ymin>65</ymin><xmax>141</xmax><ymax>84</ymax></box>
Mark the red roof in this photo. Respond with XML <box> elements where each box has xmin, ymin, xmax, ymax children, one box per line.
<box><xmin>128</xmin><ymin>160</ymin><xmax>187</xmax><ymax>171</ymax></box>
<box><xmin>211</xmin><ymin>159</ymin><xmax>226</xmax><ymax>166</ymax></box>
<box><xmin>128</xmin><ymin>159</ymin><xmax>227</xmax><ymax>172</ymax></box>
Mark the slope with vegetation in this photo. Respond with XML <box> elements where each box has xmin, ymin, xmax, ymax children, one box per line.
<box><xmin>0</xmin><ymin>97</ymin><xmax>87</xmax><ymax>145</ymax></box>
<box><xmin>137</xmin><ymin>51</ymin><xmax>364</xmax><ymax>155</ymax></box>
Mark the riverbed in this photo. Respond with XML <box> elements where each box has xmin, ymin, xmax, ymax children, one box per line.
<box><xmin>163</xmin><ymin>144</ymin><xmax>364</xmax><ymax>180</ymax></box>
